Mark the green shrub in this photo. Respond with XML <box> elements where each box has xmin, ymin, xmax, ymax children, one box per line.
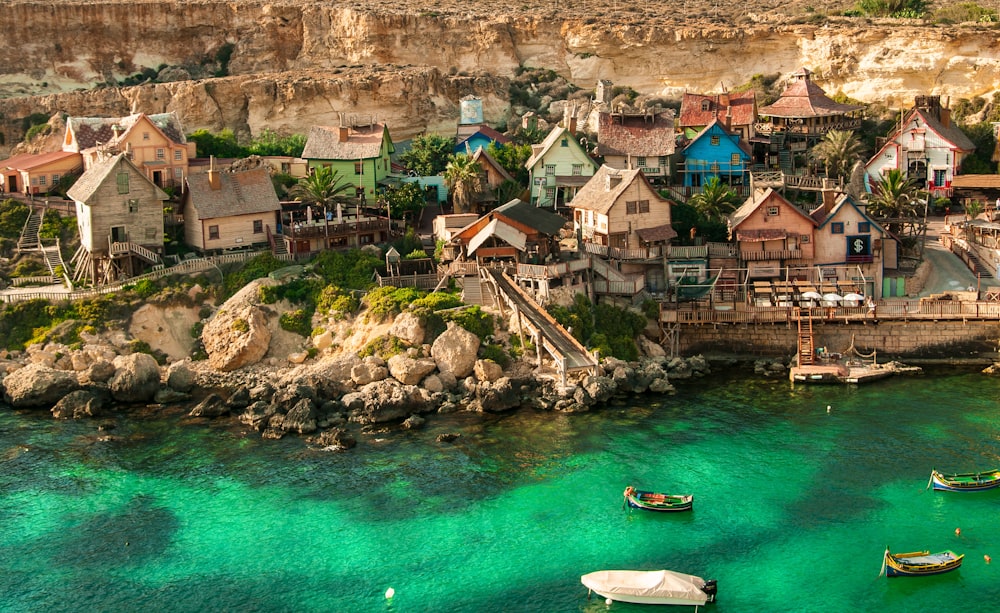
<box><xmin>364</xmin><ymin>286</ymin><xmax>424</xmax><ymax>321</ymax></box>
<box><xmin>317</xmin><ymin>285</ymin><xmax>360</xmax><ymax>317</ymax></box>
<box><xmin>410</xmin><ymin>291</ymin><xmax>462</xmax><ymax>313</ymax></box>
<box><xmin>279</xmin><ymin>309</ymin><xmax>313</xmax><ymax>337</ymax></box>
<box><xmin>478</xmin><ymin>345</ymin><xmax>510</xmax><ymax>368</ymax></box>
<box><xmin>131</xmin><ymin>279</ymin><xmax>158</xmax><ymax>299</ymax></box>
<box><xmin>441</xmin><ymin>305</ymin><xmax>494</xmax><ymax>340</ymax></box>
<box><xmin>232</xmin><ymin>318</ymin><xmax>250</xmax><ymax>333</ymax></box>
<box><xmin>358</xmin><ymin>335</ymin><xmax>408</xmax><ymax>360</ymax></box>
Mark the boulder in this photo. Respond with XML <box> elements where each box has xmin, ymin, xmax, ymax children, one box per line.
<box><xmin>351</xmin><ymin>361</ymin><xmax>389</xmax><ymax>386</ymax></box>
<box><xmin>307</xmin><ymin>428</ymin><xmax>357</xmax><ymax>450</ymax></box>
<box><xmin>2</xmin><ymin>363</ymin><xmax>80</xmax><ymax>408</ymax></box>
<box><xmin>639</xmin><ymin>335</ymin><xmax>667</xmax><ymax>358</ymax></box>
<box><xmin>389</xmin><ymin>311</ymin><xmax>426</xmax><ymax>346</ymax></box>
<box><xmin>202</xmin><ymin>280</ymin><xmax>274</xmax><ymax>371</ymax></box>
<box><xmin>422</xmin><ymin>374</ymin><xmax>444</xmax><ymax>393</ymax></box>
<box><xmin>431</xmin><ymin>323</ymin><xmax>480</xmax><ymax>378</ymax></box>
<box><xmin>387</xmin><ymin>355</ymin><xmax>438</xmax><ymax>385</ymax></box>
<box><xmin>282</xmin><ymin>398</ymin><xmax>318</xmax><ymax>434</ymax></box>
<box><xmin>109</xmin><ymin>353</ymin><xmax>162</xmax><ymax>403</ymax></box>
<box><xmin>473</xmin><ymin>359</ymin><xmax>503</xmax><ymax>383</ymax></box>
<box><xmin>312</xmin><ymin>330</ymin><xmax>334</xmax><ymax>351</ymax></box>
<box><xmin>189</xmin><ymin>393</ymin><xmax>230</xmax><ymax>418</ymax></box>
<box><xmin>582</xmin><ymin>375</ymin><xmax>617</xmax><ymax>404</ymax></box>
<box><xmin>85</xmin><ymin>360</ymin><xmax>116</xmax><ymax>383</ymax></box>
<box><xmin>402</xmin><ymin>414</ymin><xmax>426</xmax><ymax>429</ymax></box>
<box><xmin>166</xmin><ymin>361</ymin><xmax>196</xmax><ymax>392</ymax></box>
<box><xmin>474</xmin><ymin>376</ymin><xmax>521</xmax><ymax>412</ymax></box>
<box><xmin>347</xmin><ymin>380</ymin><xmax>429</xmax><ymax>424</ymax></box>
<box><xmin>51</xmin><ymin>390</ymin><xmax>105</xmax><ymax>419</ymax></box>
<box><xmin>154</xmin><ymin>388</ymin><xmax>190</xmax><ymax>403</ymax></box>
<box><xmin>239</xmin><ymin>400</ymin><xmax>275</xmax><ymax>431</ymax></box>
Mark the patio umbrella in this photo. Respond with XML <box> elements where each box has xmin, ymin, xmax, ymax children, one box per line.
<box><xmin>801</xmin><ymin>291</ymin><xmax>823</xmax><ymax>301</ymax></box>
<box><xmin>823</xmin><ymin>293</ymin><xmax>843</xmax><ymax>302</ymax></box>
<box><xmin>843</xmin><ymin>293</ymin><xmax>865</xmax><ymax>301</ymax></box>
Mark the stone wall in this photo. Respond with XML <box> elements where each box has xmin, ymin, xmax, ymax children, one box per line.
<box><xmin>675</xmin><ymin>320</ymin><xmax>1000</xmax><ymax>360</ymax></box>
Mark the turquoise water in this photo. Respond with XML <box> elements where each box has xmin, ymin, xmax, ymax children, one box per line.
<box><xmin>2</xmin><ymin>370</ymin><xmax>1000</xmax><ymax>612</ymax></box>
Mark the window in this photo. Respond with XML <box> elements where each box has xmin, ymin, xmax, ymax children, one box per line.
<box><xmin>38</xmin><ymin>176</ymin><xmax>46</xmax><ymax>186</ymax></box>
<box><xmin>637</xmin><ymin>156</ymin><xmax>647</xmax><ymax>168</ymax></box>
<box><xmin>934</xmin><ymin>169</ymin><xmax>947</xmax><ymax>185</ymax></box>
<box><xmin>766</xmin><ymin>206</ymin><xmax>779</xmax><ymax>217</ymax></box>
<box><xmin>281</xmin><ymin>163</ymin><xmax>291</xmax><ymax>174</ymax></box>
<box><xmin>561</xmin><ymin>138</ymin><xmax>569</xmax><ymax>147</ymax></box>
<box><xmin>659</xmin><ymin>156</ymin><xmax>667</xmax><ymax>167</ymax></box>
<box><xmin>253</xmin><ymin>220</ymin><xmax>263</xmax><ymax>234</ymax></box>
<box><xmin>174</xmin><ymin>150</ymin><xmax>182</xmax><ymax>161</ymax></box>
<box><xmin>156</xmin><ymin>148</ymin><xmax>165</xmax><ymax>160</ymax></box>
<box><xmin>145</xmin><ymin>227</ymin><xmax>156</xmax><ymax>239</ymax></box>
<box><xmin>359</xmin><ymin>234</ymin><xmax>374</xmax><ymax>245</ymax></box>
<box><xmin>731</xmin><ymin>153</ymin><xmax>742</xmax><ymax>166</ymax></box>
<box><xmin>174</xmin><ymin>168</ymin><xmax>183</xmax><ymax>179</ymax></box>
<box><xmin>572</xmin><ymin>164</ymin><xmax>583</xmax><ymax>176</ymax></box>
<box><xmin>545</xmin><ymin>164</ymin><xmax>556</xmax><ymax>176</ymax></box>
<box><xmin>710</xmin><ymin>135</ymin><xmax>720</xmax><ymax>146</ymax></box>
<box><xmin>208</xmin><ymin>225</ymin><xmax>220</xmax><ymax>240</ymax></box>
<box><xmin>127</xmin><ymin>198</ymin><xmax>139</xmax><ymax>213</ymax></box>
<box><xmin>800</xmin><ymin>235</ymin><xmax>810</xmax><ymax>244</ymax></box>
<box><xmin>52</xmin><ymin>174</ymin><xmax>60</xmax><ymax>183</ymax></box>
<box><xmin>858</xmin><ymin>222</ymin><xmax>871</xmax><ymax>233</ymax></box>
<box><xmin>117</xmin><ymin>172</ymin><xmax>130</xmax><ymax>194</ymax></box>
<box><xmin>701</xmin><ymin>100</ymin><xmax>711</xmax><ymax>111</ymax></box>
<box><xmin>143</xmin><ymin>132</ymin><xmax>150</xmax><ymax>140</ymax></box>
<box><xmin>355</xmin><ymin>162</ymin><xmax>363</xmax><ymax>174</ymax></box>
<box><xmin>831</xmin><ymin>222</ymin><xmax>844</xmax><ymax>234</ymax></box>
<box><xmin>545</xmin><ymin>187</ymin><xmax>555</xmax><ymax>202</ymax></box>
<box><xmin>626</xmin><ymin>200</ymin><xmax>650</xmax><ymax>215</ymax></box>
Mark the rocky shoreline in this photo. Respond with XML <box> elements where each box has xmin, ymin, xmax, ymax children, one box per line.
<box><xmin>0</xmin><ymin>327</ymin><xmax>714</xmax><ymax>451</ymax></box>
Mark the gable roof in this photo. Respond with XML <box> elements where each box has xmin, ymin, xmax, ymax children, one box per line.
<box><xmin>65</xmin><ymin>112</ymin><xmax>187</xmax><ymax>151</ymax></box>
<box><xmin>301</xmin><ymin>123</ymin><xmax>392</xmax><ymax>161</ymax></box>
<box><xmin>456</xmin><ymin>123</ymin><xmax>509</xmax><ymax>143</ymax></box>
<box><xmin>185</xmin><ymin>167</ymin><xmax>281</xmax><ymax>220</ymax></box>
<box><xmin>471</xmin><ymin>148</ymin><xmax>513</xmax><ymax>182</ymax></box>
<box><xmin>729</xmin><ymin>187</ymin><xmax>817</xmax><ymax>230</ymax></box>
<box><xmin>0</xmin><ymin>150</ymin><xmax>81</xmax><ymax>171</ymax></box>
<box><xmin>67</xmin><ymin>153</ymin><xmax>168</xmax><ymax>203</ymax></box>
<box><xmin>910</xmin><ymin>107</ymin><xmax>975</xmax><ymax>152</ymax></box>
<box><xmin>683</xmin><ymin>119</ymin><xmax>752</xmax><ymax>157</ymax></box>
<box><xmin>525</xmin><ymin>126</ymin><xmax>595</xmax><ymax>170</ymax></box>
<box><xmin>810</xmin><ymin>193</ymin><xmax>886</xmax><ymax>233</ymax></box>
<box><xmin>492</xmin><ymin>198</ymin><xmax>567</xmax><ymax>235</ymax></box>
<box><xmin>679</xmin><ymin>92</ymin><xmax>758</xmax><ymax>127</ymax></box>
<box><xmin>596</xmin><ymin>111</ymin><xmax>676</xmax><ymax>157</ymax></box>
<box><xmin>568</xmin><ymin>165</ymin><xmax>647</xmax><ymax>215</ymax></box>
<box><xmin>758</xmin><ymin>68</ymin><xmax>862</xmax><ymax>119</ymax></box>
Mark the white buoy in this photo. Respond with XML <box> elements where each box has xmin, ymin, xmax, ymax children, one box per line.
<box><xmin>385</xmin><ymin>587</ymin><xmax>395</xmax><ymax>599</ymax></box>
<box><xmin>605</xmin><ymin>597</ymin><xmax>613</xmax><ymax>606</ymax></box>
<box><xmin>827</xmin><ymin>405</ymin><xmax>831</xmax><ymax>413</ymax></box>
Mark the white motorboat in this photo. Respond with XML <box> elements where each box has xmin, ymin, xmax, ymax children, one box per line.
<box><xmin>581</xmin><ymin>569</ymin><xmax>717</xmax><ymax>607</ymax></box>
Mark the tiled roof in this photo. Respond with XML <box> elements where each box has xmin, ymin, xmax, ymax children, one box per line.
<box><xmin>567</xmin><ymin>165</ymin><xmax>643</xmax><ymax>215</ymax></box>
<box><xmin>914</xmin><ymin>108</ymin><xmax>975</xmax><ymax>152</ymax></box>
<box><xmin>186</xmin><ymin>167</ymin><xmax>281</xmax><ymax>220</ymax></box>
<box><xmin>729</xmin><ymin>187</ymin><xmax>817</xmax><ymax>230</ymax></box>
<box><xmin>493</xmin><ymin>198</ymin><xmax>568</xmax><ymax>235</ymax></box>
<box><xmin>67</xmin><ymin>153</ymin><xmax>168</xmax><ymax>203</ymax></box>
<box><xmin>66</xmin><ymin>112</ymin><xmax>187</xmax><ymax>150</ymax></box>
<box><xmin>456</xmin><ymin>124</ymin><xmax>510</xmax><ymax>143</ymax></box>
<box><xmin>758</xmin><ymin>68</ymin><xmax>862</xmax><ymax>118</ymax></box>
<box><xmin>635</xmin><ymin>223</ymin><xmax>678</xmax><ymax>243</ymax></box>
<box><xmin>0</xmin><ymin>150</ymin><xmax>81</xmax><ymax>171</ymax></box>
<box><xmin>595</xmin><ymin>111</ymin><xmax>676</xmax><ymax>157</ymax></box>
<box><xmin>301</xmin><ymin>123</ymin><xmax>390</xmax><ymax>161</ymax></box>
<box><xmin>679</xmin><ymin>92</ymin><xmax>757</xmax><ymax>127</ymax></box>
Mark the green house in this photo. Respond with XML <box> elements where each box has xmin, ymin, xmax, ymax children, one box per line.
<box><xmin>301</xmin><ymin>119</ymin><xmax>395</xmax><ymax>204</ymax></box>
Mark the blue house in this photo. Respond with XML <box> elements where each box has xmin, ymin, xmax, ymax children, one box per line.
<box><xmin>681</xmin><ymin>119</ymin><xmax>751</xmax><ymax>190</ymax></box>
<box><xmin>455</xmin><ymin>124</ymin><xmax>510</xmax><ymax>154</ymax></box>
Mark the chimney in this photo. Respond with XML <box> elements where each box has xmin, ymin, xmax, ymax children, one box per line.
<box><xmin>338</xmin><ymin>112</ymin><xmax>349</xmax><ymax>142</ymax></box>
<box><xmin>208</xmin><ymin>155</ymin><xmax>221</xmax><ymax>191</ymax></box>
<box><xmin>821</xmin><ymin>186</ymin><xmax>837</xmax><ymax>214</ymax></box>
<box><xmin>941</xmin><ymin>96</ymin><xmax>951</xmax><ymax>129</ymax></box>
<box><xmin>566</xmin><ymin>104</ymin><xmax>578</xmax><ymax>136</ymax></box>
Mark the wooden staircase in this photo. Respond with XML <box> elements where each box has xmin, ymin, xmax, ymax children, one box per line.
<box><xmin>110</xmin><ymin>241</ymin><xmax>161</xmax><ymax>264</ymax></box>
<box><xmin>461</xmin><ymin>274</ymin><xmax>495</xmax><ymax>307</ymax></box>
<box><xmin>966</xmin><ymin>249</ymin><xmax>993</xmax><ymax>279</ymax></box>
<box><xmin>16</xmin><ymin>207</ymin><xmax>42</xmax><ymax>252</ymax></box>
<box><xmin>71</xmin><ymin>245</ymin><xmax>92</xmax><ymax>284</ymax></box>
<box><xmin>796</xmin><ymin>308</ymin><xmax>815</xmax><ymax>366</ymax></box>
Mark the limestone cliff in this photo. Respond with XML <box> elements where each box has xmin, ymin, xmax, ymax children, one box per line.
<box><xmin>1</xmin><ymin>2</ymin><xmax>999</xmax><ymax>152</ymax></box>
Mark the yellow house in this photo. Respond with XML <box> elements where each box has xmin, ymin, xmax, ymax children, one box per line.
<box><xmin>0</xmin><ymin>150</ymin><xmax>82</xmax><ymax>195</ymax></box>
<box><xmin>63</xmin><ymin>112</ymin><xmax>196</xmax><ymax>190</ymax></box>
<box><xmin>568</xmin><ymin>165</ymin><xmax>675</xmax><ymax>250</ymax></box>
<box><xmin>182</xmin><ymin>163</ymin><xmax>282</xmax><ymax>253</ymax></box>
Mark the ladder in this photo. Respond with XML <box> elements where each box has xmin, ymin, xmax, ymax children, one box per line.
<box><xmin>796</xmin><ymin>307</ymin><xmax>815</xmax><ymax>366</ymax></box>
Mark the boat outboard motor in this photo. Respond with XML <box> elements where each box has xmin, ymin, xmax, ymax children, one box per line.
<box><xmin>702</xmin><ymin>579</ymin><xmax>718</xmax><ymax>602</ymax></box>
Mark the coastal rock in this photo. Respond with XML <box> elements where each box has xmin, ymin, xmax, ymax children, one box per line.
<box><xmin>189</xmin><ymin>393</ymin><xmax>230</xmax><ymax>418</ymax></box>
<box><xmin>307</xmin><ymin>428</ymin><xmax>357</xmax><ymax>450</ymax></box>
<box><xmin>648</xmin><ymin>377</ymin><xmax>675</xmax><ymax>394</ymax></box>
<box><xmin>277</xmin><ymin>353</ymin><xmax>361</xmax><ymax>393</ymax></box>
<box><xmin>154</xmin><ymin>388</ymin><xmax>190</xmax><ymax>404</ymax></box>
<box><xmin>51</xmin><ymin>389</ymin><xmax>105</xmax><ymax>419</ymax></box>
<box><xmin>2</xmin><ymin>363</ymin><xmax>80</xmax><ymax>408</ymax></box>
<box><xmin>84</xmin><ymin>360</ymin><xmax>116</xmax><ymax>384</ymax></box>
<box><xmin>387</xmin><ymin>355</ymin><xmax>437</xmax><ymax>386</ymax></box>
<box><xmin>202</xmin><ymin>280</ymin><xmax>276</xmax><ymax>372</ymax></box>
<box><xmin>280</xmin><ymin>398</ymin><xmax>317</xmax><ymax>434</ymax></box>
<box><xmin>473</xmin><ymin>359</ymin><xmax>503</xmax><ymax>383</ymax></box>
<box><xmin>351</xmin><ymin>360</ymin><xmax>387</xmax><ymax>385</ymax></box>
<box><xmin>389</xmin><ymin>311</ymin><xmax>426</xmax><ymax>346</ymax></box>
<box><xmin>582</xmin><ymin>375</ymin><xmax>616</xmax><ymax>404</ymax></box>
<box><xmin>431</xmin><ymin>323</ymin><xmax>480</xmax><ymax>378</ymax></box>
<box><xmin>436</xmin><ymin>433</ymin><xmax>461</xmax><ymax>443</ymax></box>
<box><xmin>347</xmin><ymin>380</ymin><xmax>428</xmax><ymax>425</ymax></box>
<box><xmin>109</xmin><ymin>353</ymin><xmax>162</xmax><ymax>403</ymax></box>
<box><xmin>422</xmin><ymin>374</ymin><xmax>443</xmax><ymax>393</ymax></box>
<box><xmin>437</xmin><ymin>370</ymin><xmax>457</xmax><ymax>390</ymax></box>
<box><xmin>239</xmin><ymin>400</ymin><xmax>275</xmax><ymax>431</ymax></box>
<box><xmin>312</xmin><ymin>330</ymin><xmax>334</xmax><ymax>351</ymax></box>
<box><xmin>639</xmin><ymin>336</ymin><xmax>666</xmax><ymax>358</ymax></box>
<box><xmin>402</xmin><ymin>414</ymin><xmax>426</xmax><ymax>429</ymax></box>
<box><xmin>473</xmin><ymin>376</ymin><xmax>521</xmax><ymax>412</ymax></box>
<box><xmin>166</xmin><ymin>361</ymin><xmax>196</xmax><ymax>392</ymax></box>
<box><xmin>226</xmin><ymin>387</ymin><xmax>252</xmax><ymax>410</ymax></box>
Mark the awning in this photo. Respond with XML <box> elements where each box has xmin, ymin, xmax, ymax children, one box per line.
<box><xmin>736</xmin><ymin>229</ymin><xmax>787</xmax><ymax>242</ymax></box>
<box><xmin>467</xmin><ymin>219</ymin><xmax>527</xmax><ymax>255</ymax></box>
<box><xmin>636</xmin><ymin>223</ymin><xmax>678</xmax><ymax>243</ymax></box>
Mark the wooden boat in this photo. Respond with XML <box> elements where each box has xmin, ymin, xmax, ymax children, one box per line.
<box><xmin>929</xmin><ymin>468</ymin><xmax>1000</xmax><ymax>492</ymax></box>
<box><xmin>623</xmin><ymin>486</ymin><xmax>693</xmax><ymax>512</ymax></box>
<box><xmin>880</xmin><ymin>548</ymin><xmax>964</xmax><ymax>577</ymax></box>
<box><xmin>581</xmin><ymin>569</ymin><xmax>718</xmax><ymax>606</ymax></box>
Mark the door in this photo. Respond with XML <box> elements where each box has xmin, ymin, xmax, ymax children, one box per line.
<box><xmin>152</xmin><ymin>170</ymin><xmax>163</xmax><ymax>186</ymax></box>
<box><xmin>111</xmin><ymin>226</ymin><xmax>127</xmax><ymax>243</ymax></box>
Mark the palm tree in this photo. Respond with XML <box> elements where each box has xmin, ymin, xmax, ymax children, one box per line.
<box><xmin>288</xmin><ymin>166</ymin><xmax>358</xmax><ymax>246</ymax></box>
<box><xmin>443</xmin><ymin>154</ymin><xmax>483</xmax><ymax>214</ymax></box>
<box><xmin>867</xmin><ymin>169</ymin><xmax>922</xmax><ymax>220</ymax></box>
<box><xmin>809</xmin><ymin>129</ymin><xmax>865</xmax><ymax>179</ymax></box>
<box><xmin>688</xmin><ymin>176</ymin><xmax>742</xmax><ymax>223</ymax></box>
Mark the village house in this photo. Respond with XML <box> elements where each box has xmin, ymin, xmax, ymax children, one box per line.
<box><xmin>469</xmin><ymin>147</ymin><xmax>514</xmax><ymax>211</ymax></box>
<box><xmin>525</xmin><ymin>108</ymin><xmax>597</xmax><ymax>210</ymax></box>
<box><xmin>865</xmin><ymin>95</ymin><xmax>975</xmax><ymax>199</ymax></box>
<box><xmin>66</xmin><ymin>153</ymin><xmax>168</xmax><ymax>286</ymax></box>
<box><xmin>595</xmin><ymin>106</ymin><xmax>676</xmax><ymax>182</ymax></box>
<box><xmin>181</xmin><ymin>161</ymin><xmax>282</xmax><ymax>254</ymax></box>
<box><xmin>680</xmin><ymin>119</ymin><xmax>752</xmax><ymax>194</ymax></box>
<box><xmin>446</xmin><ymin>198</ymin><xmax>567</xmax><ymax>266</ymax></box>
<box><xmin>679</xmin><ymin>90</ymin><xmax>758</xmax><ymax>142</ymax></box>
<box><xmin>63</xmin><ymin>112</ymin><xmax>195</xmax><ymax>190</ymax></box>
<box><xmin>728</xmin><ymin>188</ymin><xmax>817</xmax><ymax>291</ymax></box>
<box><xmin>301</xmin><ymin>114</ymin><xmax>394</xmax><ymax>205</ymax></box>
<box><xmin>454</xmin><ymin>95</ymin><xmax>510</xmax><ymax>154</ymax></box>
<box><xmin>756</xmin><ymin>68</ymin><xmax>862</xmax><ymax>173</ymax></box>
<box><xmin>0</xmin><ymin>150</ymin><xmax>82</xmax><ymax>195</ymax></box>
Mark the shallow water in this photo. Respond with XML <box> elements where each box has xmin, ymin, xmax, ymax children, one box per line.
<box><xmin>1</xmin><ymin>370</ymin><xmax>999</xmax><ymax>612</ymax></box>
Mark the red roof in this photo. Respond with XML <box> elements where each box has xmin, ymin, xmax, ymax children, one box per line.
<box><xmin>679</xmin><ymin>92</ymin><xmax>757</xmax><ymax>128</ymax></box>
<box><xmin>758</xmin><ymin>68</ymin><xmax>861</xmax><ymax>119</ymax></box>
<box><xmin>0</xmin><ymin>150</ymin><xmax>81</xmax><ymax>171</ymax></box>
<box><xmin>596</xmin><ymin>111</ymin><xmax>675</xmax><ymax>157</ymax></box>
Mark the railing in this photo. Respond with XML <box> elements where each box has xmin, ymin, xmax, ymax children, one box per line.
<box><xmin>583</xmin><ymin>241</ymin><xmax>664</xmax><ymax>260</ymax></box>
<box><xmin>281</xmin><ymin>218</ymin><xmax>390</xmax><ymax>239</ymax></box>
<box><xmin>755</xmin><ymin>118</ymin><xmax>862</xmax><ymax>136</ymax></box>
<box><xmin>594</xmin><ymin>275</ymin><xmax>645</xmax><ymax>295</ymax></box>
<box><xmin>377</xmin><ymin>272</ymin><xmax>440</xmax><ymax>289</ymax></box>
<box><xmin>660</xmin><ymin>300</ymin><xmax>1000</xmax><ymax>324</ymax></box>
<box><xmin>708</xmin><ymin>242</ymin><xmax>739</xmax><ymax>258</ymax></box>
<box><xmin>666</xmin><ymin>245</ymin><xmax>708</xmax><ymax>259</ymax></box>
<box><xmin>741</xmin><ymin>249</ymin><xmax>803</xmax><ymax>261</ymax></box>
<box><xmin>10</xmin><ymin>275</ymin><xmax>56</xmax><ymax>286</ymax></box>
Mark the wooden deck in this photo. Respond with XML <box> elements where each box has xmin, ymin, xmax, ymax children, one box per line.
<box><xmin>661</xmin><ymin>300</ymin><xmax>1000</xmax><ymax>324</ymax></box>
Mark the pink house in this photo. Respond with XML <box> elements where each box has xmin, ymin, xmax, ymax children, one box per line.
<box><xmin>728</xmin><ymin>188</ymin><xmax>817</xmax><ymax>280</ymax></box>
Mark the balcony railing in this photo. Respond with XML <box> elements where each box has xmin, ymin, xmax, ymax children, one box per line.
<box><xmin>740</xmin><ymin>249</ymin><xmax>803</xmax><ymax>261</ymax></box>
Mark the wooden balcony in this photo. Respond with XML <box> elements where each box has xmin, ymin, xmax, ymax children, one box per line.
<box><xmin>282</xmin><ymin>218</ymin><xmax>389</xmax><ymax>239</ymax></box>
<box><xmin>740</xmin><ymin>249</ymin><xmax>802</xmax><ymax>261</ymax></box>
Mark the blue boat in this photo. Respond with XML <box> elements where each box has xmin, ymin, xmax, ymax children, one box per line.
<box><xmin>881</xmin><ymin>548</ymin><xmax>964</xmax><ymax>577</ymax></box>
<box><xmin>929</xmin><ymin>469</ymin><xmax>1000</xmax><ymax>492</ymax></box>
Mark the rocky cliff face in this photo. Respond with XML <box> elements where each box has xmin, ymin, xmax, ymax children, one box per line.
<box><xmin>1</xmin><ymin>2</ymin><xmax>999</xmax><ymax>152</ymax></box>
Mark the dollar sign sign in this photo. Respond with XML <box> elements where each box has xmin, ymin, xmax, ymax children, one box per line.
<box><xmin>854</xmin><ymin>238</ymin><xmax>864</xmax><ymax>253</ymax></box>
